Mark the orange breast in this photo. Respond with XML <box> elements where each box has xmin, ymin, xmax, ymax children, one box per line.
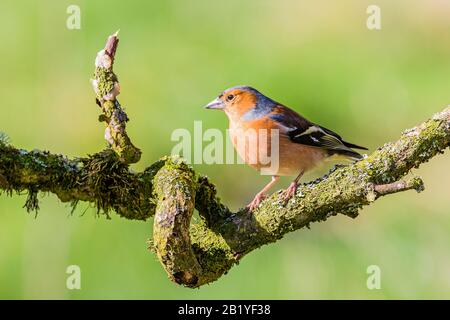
<box><xmin>229</xmin><ymin>120</ymin><xmax>327</xmax><ymax>176</ymax></box>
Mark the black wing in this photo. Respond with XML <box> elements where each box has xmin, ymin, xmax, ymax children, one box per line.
<box><xmin>269</xmin><ymin>107</ymin><xmax>367</xmax><ymax>159</ymax></box>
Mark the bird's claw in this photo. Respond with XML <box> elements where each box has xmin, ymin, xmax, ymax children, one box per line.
<box><xmin>246</xmin><ymin>192</ymin><xmax>266</xmax><ymax>212</ymax></box>
<box><xmin>282</xmin><ymin>182</ymin><xmax>298</xmax><ymax>203</ymax></box>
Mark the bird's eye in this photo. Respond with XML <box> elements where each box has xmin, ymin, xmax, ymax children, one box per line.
<box><xmin>226</xmin><ymin>94</ymin><xmax>235</xmax><ymax>102</ymax></box>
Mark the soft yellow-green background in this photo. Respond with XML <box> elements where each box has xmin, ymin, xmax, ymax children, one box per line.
<box><xmin>0</xmin><ymin>0</ymin><xmax>449</xmax><ymax>299</ymax></box>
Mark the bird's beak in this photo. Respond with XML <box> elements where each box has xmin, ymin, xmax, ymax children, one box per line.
<box><xmin>205</xmin><ymin>98</ymin><xmax>225</xmax><ymax>110</ymax></box>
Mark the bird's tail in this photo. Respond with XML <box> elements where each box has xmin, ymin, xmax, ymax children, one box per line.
<box><xmin>342</xmin><ymin>140</ymin><xmax>368</xmax><ymax>151</ymax></box>
<box><xmin>331</xmin><ymin>149</ymin><xmax>364</xmax><ymax>161</ymax></box>
<box><xmin>330</xmin><ymin>140</ymin><xmax>368</xmax><ymax>160</ymax></box>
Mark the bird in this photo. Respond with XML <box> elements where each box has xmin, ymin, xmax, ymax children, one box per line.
<box><xmin>205</xmin><ymin>86</ymin><xmax>367</xmax><ymax>211</ymax></box>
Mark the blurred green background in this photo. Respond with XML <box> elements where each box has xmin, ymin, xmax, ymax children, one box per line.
<box><xmin>0</xmin><ymin>0</ymin><xmax>449</xmax><ymax>299</ymax></box>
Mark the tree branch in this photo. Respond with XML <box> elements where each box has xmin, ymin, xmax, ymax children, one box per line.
<box><xmin>373</xmin><ymin>176</ymin><xmax>424</xmax><ymax>198</ymax></box>
<box><xmin>0</xmin><ymin>33</ymin><xmax>449</xmax><ymax>288</ymax></box>
<box><xmin>91</xmin><ymin>31</ymin><xmax>141</xmax><ymax>164</ymax></box>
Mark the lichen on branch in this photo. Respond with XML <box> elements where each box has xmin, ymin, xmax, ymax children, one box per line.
<box><xmin>91</xmin><ymin>32</ymin><xmax>141</xmax><ymax>164</ymax></box>
<box><xmin>0</xmin><ymin>33</ymin><xmax>449</xmax><ymax>289</ymax></box>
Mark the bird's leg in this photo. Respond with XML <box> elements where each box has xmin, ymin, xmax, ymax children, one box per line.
<box><xmin>247</xmin><ymin>175</ymin><xmax>280</xmax><ymax>211</ymax></box>
<box><xmin>283</xmin><ymin>170</ymin><xmax>305</xmax><ymax>201</ymax></box>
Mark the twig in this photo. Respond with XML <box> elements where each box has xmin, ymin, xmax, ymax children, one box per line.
<box><xmin>91</xmin><ymin>32</ymin><xmax>141</xmax><ymax>164</ymax></box>
<box><xmin>374</xmin><ymin>176</ymin><xmax>425</xmax><ymax>197</ymax></box>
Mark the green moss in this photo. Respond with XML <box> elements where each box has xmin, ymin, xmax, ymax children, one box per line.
<box><xmin>191</xmin><ymin>231</ymin><xmax>235</xmax><ymax>286</ymax></box>
<box><xmin>0</xmin><ymin>132</ymin><xmax>10</xmax><ymax>146</ymax></box>
<box><xmin>94</xmin><ymin>64</ymin><xmax>142</xmax><ymax>164</ymax></box>
<box><xmin>410</xmin><ymin>176</ymin><xmax>425</xmax><ymax>193</ymax></box>
<box><xmin>94</xmin><ymin>67</ymin><xmax>117</xmax><ymax>99</ymax></box>
<box><xmin>80</xmin><ymin>149</ymin><xmax>152</xmax><ymax>219</ymax></box>
<box><xmin>195</xmin><ymin>175</ymin><xmax>231</xmax><ymax>225</ymax></box>
<box><xmin>23</xmin><ymin>188</ymin><xmax>39</xmax><ymax>215</ymax></box>
<box><xmin>150</xmin><ymin>156</ymin><xmax>242</xmax><ymax>288</ymax></box>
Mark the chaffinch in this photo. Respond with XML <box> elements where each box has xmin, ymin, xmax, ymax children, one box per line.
<box><xmin>205</xmin><ymin>86</ymin><xmax>367</xmax><ymax>211</ymax></box>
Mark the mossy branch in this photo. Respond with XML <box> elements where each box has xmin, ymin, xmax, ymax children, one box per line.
<box><xmin>91</xmin><ymin>32</ymin><xmax>141</xmax><ymax>164</ymax></box>
<box><xmin>0</xmin><ymin>33</ymin><xmax>449</xmax><ymax>288</ymax></box>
